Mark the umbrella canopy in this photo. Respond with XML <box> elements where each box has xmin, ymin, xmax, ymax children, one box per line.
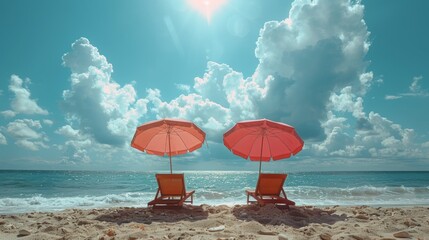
<box><xmin>131</xmin><ymin>118</ymin><xmax>206</xmax><ymax>173</ymax></box>
<box><xmin>223</xmin><ymin>119</ymin><xmax>304</xmax><ymax>173</ymax></box>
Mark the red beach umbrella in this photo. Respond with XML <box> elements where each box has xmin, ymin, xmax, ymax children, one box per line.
<box><xmin>131</xmin><ymin>118</ymin><xmax>206</xmax><ymax>173</ymax></box>
<box><xmin>223</xmin><ymin>119</ymin><xmax>304</xmax><ymax>174</ymax></box>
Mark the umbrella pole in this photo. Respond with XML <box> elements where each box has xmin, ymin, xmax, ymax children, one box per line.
<box><xmin>259</xmin><ymin>134</ymin><xmax>264</xmax><ymax>175</ymax></box>
<box><xmin>168</xmin><ymin>127</ymin><xmax>172</xmax><ymax>174</ymax></box>
<box><xmin>169</xmin><ymin>154</ymin><xmax>172</xmax><ymax>174</ymax></box>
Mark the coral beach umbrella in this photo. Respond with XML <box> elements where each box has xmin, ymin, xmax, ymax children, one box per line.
<box><xmin>223</xmin><ymin>119</ymin><xmax>304</xmax><ymax>174</ymax></box>
<box><xmin>131</xmin><ymin>118</ymin><xmax>206</xmax><ymax>173</ymax></box>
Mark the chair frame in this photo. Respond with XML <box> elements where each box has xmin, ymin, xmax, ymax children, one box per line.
<box><xmin>246</xmin><ymin>173</ymin><xmax>295</xmax><ymax>207</ymax></box>
<box><xmin>148</xmin><ymin>173</ymin><xmax>195</xmax><ymax>207</ymax></box>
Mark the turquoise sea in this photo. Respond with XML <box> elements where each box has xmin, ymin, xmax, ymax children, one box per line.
<box><xmin>1</xmin><ymin>170</ymin><xmax>429</xmax><ymax>214</ymax></box>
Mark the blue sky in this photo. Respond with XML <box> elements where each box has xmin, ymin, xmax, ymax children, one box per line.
<box><xmin>1</xmin><ymin>0</ymin><xmax>428</xmax><ymax>172</ymax></box>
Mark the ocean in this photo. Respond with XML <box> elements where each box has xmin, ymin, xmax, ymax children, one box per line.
<box><xmin>1</xmin><ymin>170</ymin><xmax>428</xmax><ymax>214</ymax></box>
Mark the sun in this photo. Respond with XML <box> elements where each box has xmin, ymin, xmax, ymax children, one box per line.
<box><xmin>187</xmin><ymin>0</ymin><xmax>228</xmax><ymax>23</ymax></box>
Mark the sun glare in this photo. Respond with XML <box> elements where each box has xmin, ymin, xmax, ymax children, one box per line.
<box><xmin>187</xmin><ymin>0</ymin><xmax>228</xmax><ymax>23</ymax></box>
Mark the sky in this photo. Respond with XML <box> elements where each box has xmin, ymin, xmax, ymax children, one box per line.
<box><xmin>1</xmin><ymin>0</ymin><xmax>429</xmax><ymax>172</ymax></box>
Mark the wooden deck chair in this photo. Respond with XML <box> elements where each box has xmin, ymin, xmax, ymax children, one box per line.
<box><xmin>246</xmin><ymin>173</ymin><xmax>295</xmax><ymax>207</ymax></box>
<box><xmin>148</xmin><ymin>174</ymin><xmax>195</xmax><ymax>207</ymax></box>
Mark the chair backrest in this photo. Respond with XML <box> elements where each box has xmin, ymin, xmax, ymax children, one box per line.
<box><xmin>255</xmin><ymin>173</ymin><xmax>287</xmax><ymax>195</ymax></box>
<box><xmin>156</xmin><ymin>174</ymin><xmax>186</xmax><ymax>197</ymax></box>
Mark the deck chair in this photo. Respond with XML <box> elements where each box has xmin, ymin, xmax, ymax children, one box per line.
<box><xmin>246</xmin><ymin>173</ymin><xmax>295</xmax><ymax>207</ymax></box>
<box><xmin>148</xmin><ymin>174</ymin><xmax>195</xmax><ymax>207</ymax></box>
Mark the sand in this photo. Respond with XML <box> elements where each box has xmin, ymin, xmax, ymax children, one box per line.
<box><xmin>1</xmin><ymin>204</ymin><xmax>429</xmax><ymax>240</ymax></box>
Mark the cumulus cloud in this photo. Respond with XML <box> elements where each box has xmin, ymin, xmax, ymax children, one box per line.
<box><xmin>61</xmin><ymin>37</ymin><xmax>149</xmax><ymax>147</ymax></box>
<box><xmin>1</xmin><ymin>110</ymin><xmax>16</xmax><ymax>118</ymax></box>
<box><xmin>311</xmin><ymin>111</ymin><xmax>353</xmax><ymax>156</ymax></box>
<box><xmin>147</xmin><ymin>89</ymin><xmax>232</xmax><ymax>141</ymax></box>
<box><xmin>143</xmin><ymin>0</ymin><xmax>372</xmax><ymax>158</ymax></box>
<box><xmin>55</xmin><ymin>37</ymin><xmax>154</xmax><ymax>164</ymax></box>
<box><xmin>49</xmin><ymin>0</ymin><xmax>427</xmax><ymax>166</ymax></box>
<box><xmin>55</xmin><ymin>125</ymin><xmax>80</xmax><ymax>139</ymax></box>
<box><xmin>54</xmin><ymin>124</ymin><xmax>95</xmax><ymax>164</ymax></box>
<box><xmin>329</xmin><ymin>86</ymin><xmax>364</xmax><ymax>118</ymax></box>
<box><xmin>144</xmin><ymin>60</ymin><xmax>266</xmax><ymax>141</ymax></box>
<box><xmin>1</xmin><ymin>75</ymin><xmax>48</xmax><ymax>117</ymax></box>
<box><xmin>54</xmin><ymin>124</ymin><xmax>130</xmax><ymax>164</ymax></box>
<box><xmin>170</xmin><ymin>0</ymin><xmax>371</xmax><ymax>144</ymax></box>
<box><xmin>251</xmin><ymin>0</ymin><xmax>371</xmax><ymax>140</ymax></box>
<box><xmin>0</xmin><ymin>132</ymin><xmax>7</xmax><ymax>145</ymax></box>
<box><xmin>143</xmin><ymin>0</ymin><xmax>420</xmax><ymax>162</ymax></box>
<box><xmin>311</xmin><ymin>85</ymin><xmax>423</xmax><ymax>159</ymax></box>
<box><xmin>6</xmin><ymin>119</ymin><xmax>49</xmax><ymax>151</ymax></box>
<box><xmin>194</xmin><ymin>62</ymin><xmax>263</xmax><ymax>121</ymax></box>
<box><xmin>175</xmin><ymin>84</ymin><xmax>191</xmax><ymax>93</ymax></box>
<box><xmin>42</xmin><ymin>119</ymin><xmax>54</xmax><ymax>126</ymax></box>
<box><xmin>357</xmin><ymin>112</ymin><xmax>417</xmax><ymax>158</ymax></box>
<box><xmin>315</xmin><ymin>111</ymin><xmax>419</xmax><ymax>158</ymax></box>
<box><xmin>61</xmin><ymin>139</ymin><xmax>92</xmax><ymax>164</ymax></box>
<box><xmin>237</xmin><ymin>0</ymin><xmax>426</xmax><ymax>160</ymax></box>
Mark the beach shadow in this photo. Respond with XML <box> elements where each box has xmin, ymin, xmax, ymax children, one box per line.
<box><xmin>95</xmin><ymin>205</ymin><xmax>209</xmax><ymax>225</ymax></box>
<box><xmin>231</xmin><ymin>204</ymin><xmax>347</xmax><ymax>228</ymax></box>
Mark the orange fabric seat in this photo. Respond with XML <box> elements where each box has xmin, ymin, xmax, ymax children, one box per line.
<box><xmin>246</xmin><ymin>173</ymin><xmax>295</xmax><ymax>207</ymax></box>
<box><xmin>148</xmin><ymin>174</ymin><xmax>195</xmax><ymax>207</ymax></box>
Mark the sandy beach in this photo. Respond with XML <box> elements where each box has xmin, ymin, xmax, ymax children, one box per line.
<box><xmin>1</xmin><ymin>204</ymin><xmax>428</xmax><ymax>240</ymax></box>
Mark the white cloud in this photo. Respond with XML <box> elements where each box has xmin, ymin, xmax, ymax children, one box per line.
<box><xmin>7</xmin><ymin>119</ymin><xmax>42</xmax><ymax>139</ymax></box>
<box><xmin>175</xmin><ymin>84</ymin><xmax>191</xmax><ymax>93</ymax></box>
<box><xmin>144</xmin><ymin>0</ymin><xmax>423</xmax><ymax>162</ymax></box>
<box><xmin>312</xmin><ymin>90</ymin><xmax>424</xmax><ymax>159</ymax></box>
<box><xmin>54</xmin><ymin>124</ymin><xmax>128</xmax><ymax>164</ymax></box>
<box><xmin>174</xmin><ymin>0</ymin><xmax>371</xmax><ymax>146</ymax></box>
<box><xmin>385</xmin><ymin>75</ymin><xmax>428</xmax><ymax>100</ymax></box>
<box><xmin>410</xmin><ymin>76</ymin><xmax>423</xmax><ymax>93</ymax></box>
<box><xmin>6</xmin><ymin>119</ymin><xmax>49</xmax><ymax>151</ymax></box>
<box><xmin>355</xmin><ymin>112</ymin><xmax>417</xmax><ymax>158</ymax></box>
<box><xmin>309</xmin><ymin>73</ymin><xmax>426</xmax><ymax>159</ymax></box>
<box><xmin>61</xmin><ymin>37</ymin><xmax>149</xmax><ymax>147</ymax></box>
<box><xmin>249</xmin><ymin>0</ymin><xmax>371</xmax><ymax>140</ymax></box>
<box><xmin>15</xmin><ymin>139</ymin><xmax>48</xmax><ymax>151</ymax></box>
<box><xmin>329</xmin><ymin>86</ymin><xmax>364</xmax><ymax>118</ymax></box>
<box><xmin>311</xmin><ymin>111</ymin><xmax>353</xmax><ymax>156</ymax></box>
<box><xmin>1</xmin><ymin>75</ymin><xmax>49</xmax><ymax>117</ymax></box>
<box><xmin>145</xmin><ymin>60</ymin><xmax>266</xmax><ymax>141</ymax></box>
<box><xmin>56</xmin><ymin>125</ymin><xmax>80</xmax><ymax>139</ymax></box>
<box><xmin>148</xmin><ymin>91</ymin><xmax>232</xmax><ymax>141</ymax></box>
<box><xmin>42</xmin><ymin>119</ymin><xmax>54</xmax><ymax>126</ymax></box>
<box><xmin>193</xmin><ymin>61</ymin><xmax>261</xmax><ymax>121</ymax></box>
<box><xmin>0</xmin><ymin>132</ymin><xmax>7</xmax><ymax>145</ymax></box>
<box><xmin>194</xmin><ymin>62</ymin><xmax>233</xmax><ymax>107</ymax></box>
<box><xmin>61</xmin><ymin>139</ymin><xmax>92</xmax><ymax>164</ymax></box>
<box><xmin>359</xmin><ymin>72</ymin><xmax>374</xmax><ymax>95</ymax></box>
<box><xmin>47</xmin><ymin>1</ymin><xmax>427</xmax><ymax>167</ymax></box>
<box><xmin>385</xmin><ymin>95</ymin><xmax>402</xmax><ymax>100</ymax></box>
<box><xmin>62</xmin><ymin>38</ymin><xmax>112</xmax><ymax>74</ymax></box>
<box><xmin>242</xmin><ymin>0</ymin><xmax>427</xmax><ymax>161</ymax></box>
<box><xmin>1</xmin><ymin>110</ymin><xmax>16</xmax><ymax>118</ymax></box>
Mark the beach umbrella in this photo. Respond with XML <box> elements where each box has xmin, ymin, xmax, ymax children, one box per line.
<box><xmin>223</xmin><ymin>119</ymin><xmax>304</xmax><ymax>174</ymax></box>
<box><xmin>131</xmin><ymin>118</ymin><xmax>206</xmax><ymax>173</ymax></box>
